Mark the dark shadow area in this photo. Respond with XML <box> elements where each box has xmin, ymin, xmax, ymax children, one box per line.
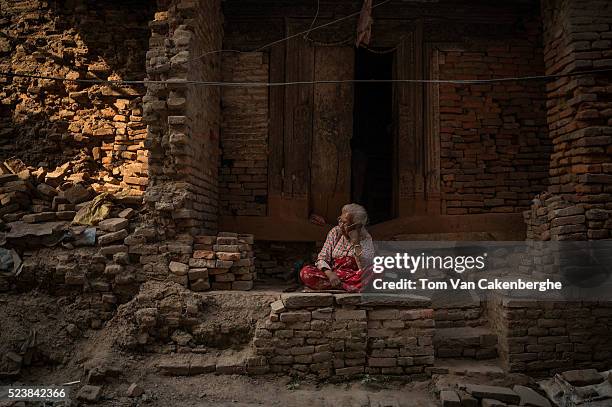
<box><xmin>352</xmin><ymin>47</ymin><xmax>394</xmax><ymax>225</ymax></box>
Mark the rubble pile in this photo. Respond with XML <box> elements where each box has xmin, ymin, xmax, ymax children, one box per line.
<box><xmin>435</xmin><ymin>368</ymin><xmax>612</xmax><ymax>407</ymax></box>
<box><xmin>438</xmin><ymin>383</ymin><xmax>551</xmax><ymax>407</ymax></box>
<box><xmin>0</xmin><ymin>155</ymin><xmax>143</xmax><ymax>230</ymax></box>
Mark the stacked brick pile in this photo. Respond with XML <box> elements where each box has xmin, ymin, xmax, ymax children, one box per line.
<box><xmin>166</xmin><ymin>232</ymin><xmax>256</xmax><ymax>292</ymax></box>
<box><xmin>252</xmin><ymin>293</ymin><xmax>434</xmax><ymax>379</ymax></box>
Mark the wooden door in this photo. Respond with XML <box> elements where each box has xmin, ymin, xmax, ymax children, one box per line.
<box><xmin>393</xmin><ymin>24</ymin><xmax>426</xmax><ymax>216</ymax></box>
<box><xmin>310</xmin><ymin>46</ymin><xmax>354</xmax><ymax>223</ymax></box>
<box><xmin>269</xmin><ymin>19</ymin><xmax>315</xmax><ymax>219</ymax></box>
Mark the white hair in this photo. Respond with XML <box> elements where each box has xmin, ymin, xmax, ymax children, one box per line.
<box><xmin>342</xmin><ymin>203</ymin><xmax>369</xmax><ymax>227</ymax></box>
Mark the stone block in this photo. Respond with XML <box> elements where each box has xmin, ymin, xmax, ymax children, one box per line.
<box><xmin>98</xmin><ymin>218</ymin><xmax>129</xmax><ymax>232</ymax></box>
<box><xmin>481</xmin><ymin>399</ymin><xmax>506</xmax><ymax>407</ymax></box>
<box><xmin>190</xmin><ymin>279</ymin><xmax>210</xmax><ymax>292</ymax></box>
<box><xmin>270</xmin><ymin>300</ymin><xmax>286</xmax><ymax>314</ymax></box>
<box><xmin>280</xmin><ymin>311</ymin><xmax>311</xmax><ymax>323</ymax></box>
<box><xmin>465</xmin><ymin>384</ymin><xmax>520</xmax><ymax>404</ymax></box>
<box><xmin>188</xmin><ymin>268</ymin><xmax>208</xmax><ymax>281</ymax></box>
<box><xmin>169</xmin><ymin>261</ymin><xmax>189</xmax><ymax>276</ymax></box>
<box><xmin>368</xmin><ymin>357</ymin><xmax>396</xmax><ymax>367</ymax></box>
<box><xmin>281</xmin><ymin>293</ymin><xmax>333</xmax><ymax>308</ymax></box>
<box><xmin>512</xmin><ymin>385</ymin><xmax>551</xmax><ymax>407</ymax></box>
<box><xmin>193</xmin><ymin>250</ymin><xmax>215</xmax><ymax>259</ymax></box>
<box><xmin>216</xmin><ymin>252</ymin><xmax>241</xmax><ymax>261</ymax></box>
<box><xmin>98</xmin><ymin>229</ymin><xmax>128</xmax><ymax>245</ymax></box>
<box><xmin>440</xmin><ymin>390</ymin><xmax>461</xmax><ymax>407</ymax></box>
<box><xmin>77</xmin><ymin>385</ymin><xmax>102</xmax><ymax>402</ymax></box>
<box><xmin>22</xmin><ymin>212</ymin><xmax>56</xmax><ymax>223</ymax></box>
<box><xmin>118</xmin><ymin>208</ymin><xmax>136</xmax><ymax>219</ymax></box>
<box><xmin>232</xmin><ymin>281</ymin><xmax>253</xmax><ymax>290</ymax></box>
<box><xmin>561</xmin><ymin>369</ymin><xmax>604</xmax><ymax>386</ymax></box>
<box><xmin>335</xmin><ymin>309</ymin><xmax>367</xmax><ymax>320</ymax></box>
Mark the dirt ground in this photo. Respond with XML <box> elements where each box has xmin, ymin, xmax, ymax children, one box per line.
<box><xmin>0</xmin><ymin>290</ymin><xmax>438</xmax><ymax>406</ymax></box>
<box><xmin>93</xmin><ymin>375</ymin><xmax>437</xmax><ymax>407</ymax></box>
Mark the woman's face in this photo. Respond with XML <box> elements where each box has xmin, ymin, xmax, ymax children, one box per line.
<box><xmin>338</xmin><ymin>211</ymin><xmax>352</xmax><ymax>227</ymax></box>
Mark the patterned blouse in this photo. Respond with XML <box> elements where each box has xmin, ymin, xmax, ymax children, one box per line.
<box><xmin>316</xmin><ymin>226</ymin><xmax>375</xmax><ymax>270</ymax></box>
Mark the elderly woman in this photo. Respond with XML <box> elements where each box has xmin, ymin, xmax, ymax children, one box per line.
<box><xmin>300</xmin><ymin>203</ymin><xmax>375</xmax><ymax>292</ymax></box>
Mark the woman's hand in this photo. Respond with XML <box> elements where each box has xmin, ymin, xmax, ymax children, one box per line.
<box><xmin>347</xmin><ymin>228</ymin><xmax>361</xmax><ymax>245</ymax></box>
<box><xmin>324</xmin><ymin>269</ymin><xmax>342</xmax><ymax>288</ymax></box>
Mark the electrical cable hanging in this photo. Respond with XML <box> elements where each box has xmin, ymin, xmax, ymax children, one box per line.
<box><xmin>303</xmin><ymin>0</ymin><xmax>321</xmax><ymax>42</ymax></box>
<box><xmin>179</xmin><ymin>0</ymin><xmax>394</xmax><ymax>65</ymax></box>
<box><xmin>1</xmin><ymin>68</ymin><xmax>612</xmax><ymax>87</ymax></box>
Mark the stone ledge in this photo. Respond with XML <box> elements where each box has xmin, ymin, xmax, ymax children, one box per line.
<box><xmin>335</xmin><ymin>293</ymin><xmax>431</xmax><ymax>308</ymax></box>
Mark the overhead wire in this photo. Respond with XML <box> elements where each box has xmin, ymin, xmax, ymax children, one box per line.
<box><xmin>0</xmin><ymin>69</ymin><xmax>611</xmax><ymax>87</ymax></box>
<box><xmin>180</xmin><ymin>0</ymin><xmax>394</xmax><ymax>65</ymax></box>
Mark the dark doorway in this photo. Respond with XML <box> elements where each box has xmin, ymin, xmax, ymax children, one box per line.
<box><xmin>351</xmin><ymin>48</ymin><xmax>394</xmax><ymax>225</ymax></box>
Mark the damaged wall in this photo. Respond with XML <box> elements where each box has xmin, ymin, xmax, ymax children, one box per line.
<box><xmin>525</xmin><ymin>0</ymin><xmax>612</xmax><ymax>241</ymax></box>
<box><xmin>0</xmin><ymin>0</ymin><xmax>153</xmax><ymax>194</ymax></box>
<box><xmin>144</xmin><ymin>0</ymin><xmax>223</xmax><ymax>237</ymax></box>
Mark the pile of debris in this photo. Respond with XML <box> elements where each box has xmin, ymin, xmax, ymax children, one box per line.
<box><xmin>436</xmin><ymin>368</ymin><xmax>612</xmax><ymax>406</ymax></box>
<box><xmin>539</xmin><ymin>368</ymin><xmax>612</xmax><ymax>407</ymax></box>
<box><xmin>0</xmin><ymin>155</ymin><xmax>142</xmax><ymax>231</ymax></box>
<box><xmin>0</xmin><ymin>156</ymin><xmax>147</xmax><ymax>293</ymax></box>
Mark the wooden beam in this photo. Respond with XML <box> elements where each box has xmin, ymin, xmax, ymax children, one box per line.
<box><xmin>219</xmin><ymin>213</ymin><xmax>526</xmax><ymax>242</ymax></box>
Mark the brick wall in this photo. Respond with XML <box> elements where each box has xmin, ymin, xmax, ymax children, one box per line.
<box><xmin>487</xmin><ymin>294</ymin><xmax>612</xmax><ymax>377</ymax></box>
<box><xmin>219</xmin><ymin>53</ymin><xmax>269</xmax><ymax>217</ymax></box>
<box><xmin>0</xmin><ymin>0</ymin><xmax>153</xmax><ymax>194</ymax></box>
<box><xmin>253</xmin><ymin>293</ymin><xmax>435</xmax><ymax>378</ymax></box>
<box><xmin>526</xmin><ymin>0</ymin><xmax>612</xmax><ymax>241</ymax></box>
<box><xmin>438</xmin><ymin>25</ymin><xmax>551</xmax><ymax>215</ymax></box>
<box><xmin>143</xmin><ymin>0</ymin><xmax>223</xmax><ymax>237</ymax></box>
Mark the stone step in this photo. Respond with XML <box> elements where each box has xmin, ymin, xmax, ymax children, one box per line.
<box><xmin>432</xmin><ymin>291</ymin><xmax>485</xmax><ymax>328</ymax></box>
<box><xmin>434</xmin><ymin>326</ymin><xmax>498</xmax><ymax>359</ymax></box>
<box><xmin>154</xmin><ymin>348</ymin><xmax>258</xmax><ymax>376</ymax></box>
<box><xmin>429</xmin><ymin>358</ymin><xmax>505</xmax><ymax>378</ymax></box>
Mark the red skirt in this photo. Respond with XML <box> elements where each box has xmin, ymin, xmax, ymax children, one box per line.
<box><xmin>299</xmin><ymin>256</ymin><xmax>372</xmax><ymax>293</ymax></box>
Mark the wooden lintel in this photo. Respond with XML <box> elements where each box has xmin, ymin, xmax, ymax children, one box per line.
<box><xmin>219</xmin><ymin>213</ymin><xmax>526</xmax><ymax>242</ymax></box>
